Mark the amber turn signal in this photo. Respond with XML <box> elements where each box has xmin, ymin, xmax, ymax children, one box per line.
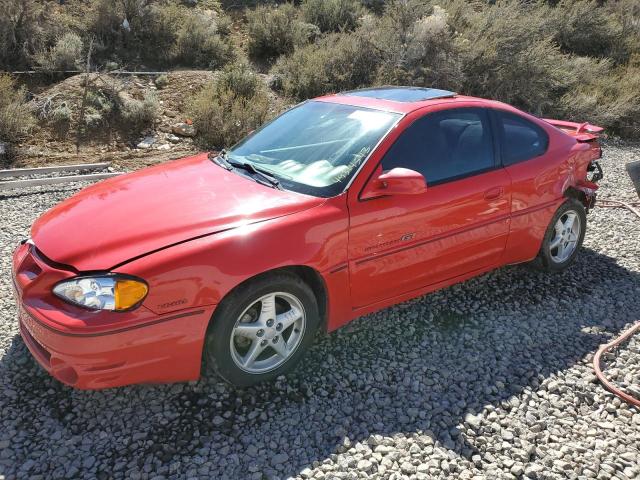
<box><xmin>114</xmin><ymin>279</ymin><xmax>149</xmax><ymax>311</ymax></box>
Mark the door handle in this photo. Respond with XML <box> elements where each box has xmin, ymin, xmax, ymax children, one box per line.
<box><xmin>484</xmin><ymin>186</ymin><xmax>504</xmax><ymax>200</ymax></box>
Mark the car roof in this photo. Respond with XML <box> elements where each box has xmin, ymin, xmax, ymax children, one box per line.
<box><xmin>315</xmin><ymin>86</ymin><xmax>491</xmax><ymax>114</ymax></box>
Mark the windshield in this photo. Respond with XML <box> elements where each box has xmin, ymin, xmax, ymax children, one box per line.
<box><xmin>227</xmin><ymin>101</ymin><xmax>401</xmax><ymax>197</ymax></box>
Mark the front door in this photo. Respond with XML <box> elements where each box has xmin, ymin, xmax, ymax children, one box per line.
<box><xmin>348</xmin><ymin>107</ymin><xmax>511</xmax><ymax>308</ymax></box>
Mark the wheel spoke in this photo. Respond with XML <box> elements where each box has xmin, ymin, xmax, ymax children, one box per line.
<box><xmin>242</xmin><ymin>340</ymin><xmax>265</xmax><ymax>368</ymax></box>
<box><xmin>271</xmin><ymin>338</ymin><xmax>289</xmax><ymax>358</ymax></box>
<box><xmin>564</xmin><ymin>213</ymin><xmax>576</xmax><ymax>231</ymax></box>
<box><xmin>549</xmin><ymin>235</ymin><xmax>562</xmax><ymax>250</ymax></box>
<box><xmin>234</xmin><ymin>322</ymin><xmax>262</xmax><ymax>339</ymax></box>
<box><xmin>277</xmin><ymin>306</ymin><xmax>302</xmax><ymax>331</ymax></box>
<box><xmin>259</xmin><ymin>294</ymin><xmax>276</xmax><ymax>323</ymax></box>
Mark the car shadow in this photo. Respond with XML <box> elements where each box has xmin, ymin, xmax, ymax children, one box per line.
<box><xmin>0</xmin><ymin>247</ymin><xmax>638</xmax><ymax>479</ymax></box>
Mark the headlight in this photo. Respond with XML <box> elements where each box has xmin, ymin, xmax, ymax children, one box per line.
<box><xmin>53</xmin><ymin>275</ymin><xmax>148</xmax><ymax>312</ymax></box>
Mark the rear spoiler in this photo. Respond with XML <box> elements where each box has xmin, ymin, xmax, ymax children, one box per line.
<box><xmin>543</xmin><ymin>119</ymin><xmax>604</xmax><ymax>142</ymax></box>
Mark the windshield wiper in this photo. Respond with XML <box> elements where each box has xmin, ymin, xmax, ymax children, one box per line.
<box><xmin>209</xmin><ymin>150</ymin><xmax>283</xmax><ymax>190</ymax></box>
<box><xmin>208</xmin><ymin>149</ymin><xmax>232</xmax><ymax>170</ymax></box>
<box><xmin>227</xmin><ymin>158</ymin><xmax>283</xmax><ymax>190</ymax></box>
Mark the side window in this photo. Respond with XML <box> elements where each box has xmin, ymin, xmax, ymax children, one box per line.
<box><xmin>381</xmin><ymin>108</ymin><xmax>495</xmax><ymax>186</ymax></box>
<box><xmin>496</xmin><ymin>111</ymin><xmax>549</xmax><ymax>166</ymax></box>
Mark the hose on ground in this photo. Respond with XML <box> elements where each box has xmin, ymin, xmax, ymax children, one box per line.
<box><xmin>592</xmin><ymin>199</ymin><xmax>640</xmax><ymax>408</ymax></box>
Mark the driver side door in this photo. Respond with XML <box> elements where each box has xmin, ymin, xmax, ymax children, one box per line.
<box><xmin>347</xmin><ymin>107</ymin><xmax>512</xmax><ymax>309</ymax></box>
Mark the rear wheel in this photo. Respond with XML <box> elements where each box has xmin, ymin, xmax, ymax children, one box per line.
<box><xmin>204</xmin><ymin>273</ymin><xmax>319</xmax><ymax>387</ymax></box>
<box><xmin>534</xmin><ymin>199</ymin><xmax>586</xmax><ymax>272</ymax></box>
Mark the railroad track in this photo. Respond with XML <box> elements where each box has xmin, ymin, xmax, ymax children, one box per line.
<box><xmin>0</xmin><ymin>162</ymin><xmax>122</xmax><ymax>192</ymax></box>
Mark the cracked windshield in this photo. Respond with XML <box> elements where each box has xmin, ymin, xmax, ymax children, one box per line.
<box><xmin>227</xmin><ymin>101</ymin><xmax>400</xmax><ymax>196</ymax></box>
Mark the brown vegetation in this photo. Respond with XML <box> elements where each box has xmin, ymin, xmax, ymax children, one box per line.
<box><xmin>1</xmin><ymin>0</ymin><xmax>640</xmax><ymax>165</ymax></box>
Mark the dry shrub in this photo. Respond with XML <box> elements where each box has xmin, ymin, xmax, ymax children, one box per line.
<box><xmin>0</xmin><ymin>75</ymin><xmax>34</xmax><ymax>145</ymax></box>
<box><xmin>301</xmin><ymin>0</ymin><xmax>364</xmax><ymax>32</ymax></box>
<box><xmin>273</xmin><ymin>31</ymin><xmax>380</xmax><ymax>100</ymax></box>
<box><xmin>558</xmin><ymin>66</ymin><xmax>640</xmax><ymax>136</ymax></box>
<box><xmin>0</xmin><ymin>0</ymin><xmax>52</xmax><ymax>70</ymax></box>
<box><xmin>452</xmin><ymin>1</ymin><xmax>572</xmax><ymax>114</ymax></box>
<box><xmin>34</xmin><ymin>32</ymin><xmax>84</xmax><ymax>72</ymax></box>
<box><xmin>85</xmin><ymin>0</ymin><xmax>233</xmax><ymax>68</ymax></box>
<box><xmin>172</xmin><ymin>11</ymin><xmax>234</xmax><ymax>68</ymax></box>
<box><xmin>189</xmin><ymin>65</ymin><xmax>271</xmax><ymax>149</ymax></box>
<box><xmin>551</xmin><ymin>0</ymin><xmax>626</xmax><ymax>62</ymax></box>
<box><xmin>246</xmin><ymin>3</ymin><xmax>319</xmax><ymax>60</ymax></box>
<box><xmin>374</xmin><ymin>4</ymin><xmax>463</xmax><ymax>90</ymax></box>
<box><xmin>120</xmin><ymin>92</ymin><xmax>159</xmax><ymax>129</ymax></box>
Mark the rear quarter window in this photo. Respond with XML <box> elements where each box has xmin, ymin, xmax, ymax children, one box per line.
<box><xmin>495</xmin><ymin>111</ymin><xmax>549</xmax><ymax>166</ymax></box>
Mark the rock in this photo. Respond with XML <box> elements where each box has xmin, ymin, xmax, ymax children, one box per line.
<box><xmin>136</xmin><ymin>136</ymin><xmax>156</xmax><ymax>149</ymax></box>
<box><xmin>172</xmin><ymin>123</ymin><xmax>196</xmax><ymax>137</ymax></box>
<box><xmin>271</xmin><ymin>453</ymin><xmax>289</xmax><ymax>465</ymax></box>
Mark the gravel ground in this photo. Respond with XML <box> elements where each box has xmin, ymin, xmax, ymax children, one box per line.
<box><xmin>1</xmin><ymin>143</ymin><xmax>639</xmax><ymax>480</ymax></box>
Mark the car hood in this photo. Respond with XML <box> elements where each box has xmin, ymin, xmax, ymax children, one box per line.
<box><xmin>31</xmin><ymin>153</ymin><xmax>324</xmax><ymax>271</ymax></box>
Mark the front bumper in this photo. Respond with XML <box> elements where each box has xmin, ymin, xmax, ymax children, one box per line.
<box><xmin>12</xmin><ymin>242</ymin><xmax>215</xmax><ymax>389</ymax></box>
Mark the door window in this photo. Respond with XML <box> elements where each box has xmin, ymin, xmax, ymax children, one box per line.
<box><xmin>381</xmin><ymin>108</ymin><xmax>495</xmax><ymax>185</ymax></box>
<box><xmin>495</xmin><ymin>110</ymin><xmax>549</xmax><ymax>166</ymax></box>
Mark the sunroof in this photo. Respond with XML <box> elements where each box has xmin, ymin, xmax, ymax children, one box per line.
<box><xmin>344</xmin><ymin>87</ymin><xmax>456</xmax><ymax>102</ymax></box>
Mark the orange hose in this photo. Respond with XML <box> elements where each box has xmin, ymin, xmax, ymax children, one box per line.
<box><xmin>593</xmin><ymin>323</ymin><xmax>640</xmax><ymax>408</ymax></box>
<box><xmin>592</xmin><ymin>199</ymin><xmax>640</xmax><ymax>408</ymax></box>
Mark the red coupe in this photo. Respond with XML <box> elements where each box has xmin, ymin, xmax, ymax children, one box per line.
<box><xmin>12</xmin><ymin>87</ymin><xmax>604</xmax><ymax>389</ymax></box>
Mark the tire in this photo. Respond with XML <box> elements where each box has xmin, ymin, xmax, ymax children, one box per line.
<box><xmin>203</xmin><ymin>272</ymin><xmax>319</xmax><ymax>387</ymax></box>
<box><xmin>533</xmin><ymin>199</ymin><xmax>587</xmax><ymax>272</ymax></box>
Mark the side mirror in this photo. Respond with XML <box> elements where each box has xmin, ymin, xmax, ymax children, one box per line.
<box><xmin>360</xmin><ymin>167</ymin><xmax>427</xmax><ymax>200</ymax></box>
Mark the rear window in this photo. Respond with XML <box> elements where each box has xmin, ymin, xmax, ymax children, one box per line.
<box><xmin>496</xmin><ymin>111</ymin><xmax>549</xmax><ymax>166</ymax></box>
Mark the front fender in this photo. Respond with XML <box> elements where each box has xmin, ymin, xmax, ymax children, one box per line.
<box><xmin>114</xmin><ymin>194</ymin><xmax>352</xmax><ymax>327</ymax></box>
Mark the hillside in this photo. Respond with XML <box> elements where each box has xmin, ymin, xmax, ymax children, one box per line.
<box><xmin>1</xmin><ymin>0</ymin><xmax>639</xmax><ymax>168</ymax></box>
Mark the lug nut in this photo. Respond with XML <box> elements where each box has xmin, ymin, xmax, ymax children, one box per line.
<box><xmin>272</xmin><ymin>336</ymin><xmax>279</xmax><ymax>343</ymax></box>
<box><xmin>260</xmin><ymin>340</ymin><xmax>268</xmax><ymax>347</ymax></box>
<box><xmin>276</xmin><ymin>323</ymin><xmax>283</xmax><ymax>331</ymax></box>
<box><xmin>266</xmin><ymin>319</ymin><xmax>274</xmax><ymax>327</ymax></box>
<box><xmin>257</xmin><ymin>329</ymin><xmax>264</xmax><ymax>337</ymax></box>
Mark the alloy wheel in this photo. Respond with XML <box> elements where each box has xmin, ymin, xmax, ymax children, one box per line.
<box><xmin>549</xmin><ymin>210</ymin><xmax>581</xmax><ymax>263</ymax></box>
<box><xmin>229</xmin><ymin>292</ymin><xmax>306</xmax><ymax>374</ymax></box>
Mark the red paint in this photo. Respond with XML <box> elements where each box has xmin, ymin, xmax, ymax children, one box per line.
<box><xmin>12</xmin><ymin>93</ymin><xmax>602</xmax><ymax>389</ymax></box>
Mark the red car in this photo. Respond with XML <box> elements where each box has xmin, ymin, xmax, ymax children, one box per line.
<box><xmin>12</xmin><ymin>87</ymin><xmax>604</xmax><ymax>389</ymax></box>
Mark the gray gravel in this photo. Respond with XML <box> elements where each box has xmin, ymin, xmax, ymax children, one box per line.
<box><xmin>1</xmin><ymin>142</ymin><xmax>639</xmax><ymax>480</ymax></box>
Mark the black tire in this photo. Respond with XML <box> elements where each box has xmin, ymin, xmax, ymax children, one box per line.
<box><xmin>203</xmin><ymin>272</ymin><xmax>319</xmax><ymax>387</ymax></box>
<box><xmin>533</xmin><ymin>199</ymin><xmax>587</xmax><ymax>272</ymax></box>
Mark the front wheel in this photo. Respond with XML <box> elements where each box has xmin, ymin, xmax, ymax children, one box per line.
<box><xmin>203</xmin><ymin>273</ymin><xmax>319</xmax><ymax>387</ymax></box>
<box><xmin>533</xmin><ymin>199</ymin><xmax>587</xmax><ymax>272</ymax></box>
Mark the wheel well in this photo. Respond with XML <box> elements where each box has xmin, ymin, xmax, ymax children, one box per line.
<box><xmin>221</xmin><ymin>266</ymin><xmax>329</xmax><ymax>331</ymax></box>
<box><xmin>564</xmin><ymin>187</ymin><xmax>588</xmax><ymax>209</ymax></box>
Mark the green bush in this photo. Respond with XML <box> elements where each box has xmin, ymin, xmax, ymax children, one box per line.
<box><xmin>34</xmin><ymin>32</ymin><xmax>84</xmax><ymax>72</ymax></box>
<box><xmin>189</xmin><ymin>67</ymin><xmax>271</xmax><ymax>148</ymax></box>
<box><xmin>273</xmin><ymin>31</ymin><xmax>380</xmax><ymax>100</ymax></box>
<box><xmin>301</xmin><ymin>0</ymin><xmax>363</xmax><ymax>32</ymax></box>
<box><xmin>246</xmin><ymin>3</ymin><xmax>318</xmax><ymax>60</ymax></box>
<box><xmin>0</xmin><ymin>75</ymin><xmax>34</xmax><ymax>145</ymax></box>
